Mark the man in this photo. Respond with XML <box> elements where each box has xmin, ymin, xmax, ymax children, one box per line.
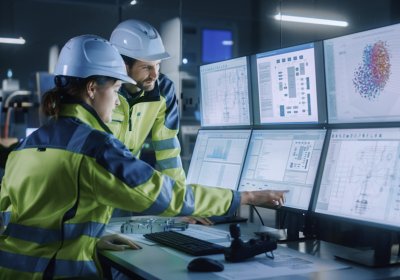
<box><xmin>109</xmin><ymin>19</ymin><xmax>185</xmax><ymax>187</ymax></box>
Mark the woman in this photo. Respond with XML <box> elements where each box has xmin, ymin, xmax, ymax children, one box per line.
<box><xmin>0</xmin><ymin>34</ymin><xmax>286</xmax><ymax>279</ymax></box>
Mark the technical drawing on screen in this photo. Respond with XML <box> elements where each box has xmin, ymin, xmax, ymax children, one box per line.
<box><xmin>238</xmin><ymin>129</ymin><xmax>326</xmax><ymax>210</ymax></box>
<box><xmin>324</xmin><ymin>23</ymin><xmax>400</xmax><ymax>123</ymax></box>
<box><xmin>199</xmin><ymin>56</ymin><xmax>252</xmax><ymax>127</ymax></box>
<box><xmin>186</xmin><ymin>129</ymin><xmax>251</xmax><ymax>190</ymax></box>
<box><xmin>314</xmin><ymin>128</ymin><xmax>400</xmax><ymax>230</ymax></box>
<box><xmin>252</xmin><ymin>42</ymin><xmax>325</xmax><ymax>125</ymax></box>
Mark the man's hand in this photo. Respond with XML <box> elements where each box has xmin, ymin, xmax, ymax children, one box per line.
<box><xmin>97</xmin><ymin>234</ymin><xmax>142</xmax><ymax>251</ymax></box>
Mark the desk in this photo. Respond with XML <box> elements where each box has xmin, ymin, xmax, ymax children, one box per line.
<box><xmin>98</xmin><ymin>222</ymin><xmax>400</xmax><ymax>280</ymax></box>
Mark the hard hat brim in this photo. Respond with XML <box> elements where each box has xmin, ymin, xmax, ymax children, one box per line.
<box><xmin>129</xmin><ymin>51</ymin><xmax>170</xmax><ymax>62</ymax></box>
<box><xmin>116</xmin><ymin>73</ymin><xmax>137</xmax><ymax>85</ymax></box>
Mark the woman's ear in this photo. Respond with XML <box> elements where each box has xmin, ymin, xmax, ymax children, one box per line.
<box><xmin>86</xmin><ymin>80</ymin><xmax>96</xmax><ymax>100</ymax></box>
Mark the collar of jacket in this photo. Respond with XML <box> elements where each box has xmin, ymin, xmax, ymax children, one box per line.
<box><xmin>119</xmin><ymin>80</ymin><xmax>161</xmax><ymax>107</ymax></box>
<box><xmin>59</xmin><ymin>102</ymin><xmax>113</xmax><ymax>134</ymax></box>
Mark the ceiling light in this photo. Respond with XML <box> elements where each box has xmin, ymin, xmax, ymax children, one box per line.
<box><xmin>0</xmin><ymin>37</ymin><xmax>26</xmax><ymax>44</ymax></box>
<box><xmin>130</xmin><ymin>0</ymin><xmax>138</xmax><ymax>5</ymax></box>
<box><xmin>274</xmin><ymin>13</ymin><xmax>348</xmax><ymax>27</ymax></box>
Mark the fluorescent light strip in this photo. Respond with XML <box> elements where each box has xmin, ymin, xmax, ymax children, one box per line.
<box><xmin>275</xmin><ymin>13</ymin><xmax>348</xmax><ymax>27</ymax></box>
<box><xmin>0</xmin><ymin>37</ymin><xmax>26</xmax><ymax>44</ymax></box>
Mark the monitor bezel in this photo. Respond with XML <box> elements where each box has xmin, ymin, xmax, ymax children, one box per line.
<box><xmin>251</xmin><ymin>41</ymin><xmax>327</xmax><ymax>127</ymax></box>
<box><xmin>199</xmin><ymin>56</ymin><xmax>253</xmax><ymax>128</ymax></box>
<box><xmin>323</xmin><ymin>22</ymin><xmax>400</xmax><ymax>125</ymax></box>
<box><xmin>186</xmin><ymin>128</ymin><xmax>252</xmax><ymax>192</ymax></box>
<box><xmin>311</xmin><ymin>126</ymin><xmax>400</xmax><ymax>232</ymax></box>
<box><xmin>238</xmin><ymin>127</ymin><xmax>328</xmax><ymax>214</ymax></box>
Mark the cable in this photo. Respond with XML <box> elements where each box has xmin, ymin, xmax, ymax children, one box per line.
<box><xmin>251</xmin><ymin>205</ymin><xmax>265</xmax><ymax>226</ymax></box>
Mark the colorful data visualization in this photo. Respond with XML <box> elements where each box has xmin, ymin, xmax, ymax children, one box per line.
<box><xmin>325</xmin><ymin>23</ymin><xmax>400</xmax><ymax>123</ymax></box>
<box><xmin>353</xmin><ymin>40</ymin><xmax>391</xmax><ymax>100</ymax></box>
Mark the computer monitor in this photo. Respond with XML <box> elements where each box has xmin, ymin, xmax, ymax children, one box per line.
<box><xmin>252</xmin><ymin>42</ymin><xmax>326</xmax><ymax>125</ymax></box>
<box><xmin>324</xmin><ymin>23</ymin><xmax>400</xmax><ymax>124</ymax></box>
<box><xmin>25</xmin><ymin>127</ymin><xmax>38</xmax><ymax>137</ymax></box>
<box><xmin>199</xmin><ymin>56</ymin><xmax>252</xmax><ymax>127</ymax></box>
<box><xmin>186</xmin><ymin>129</ymin><xmax>251</xmax><ymax>191</ymax></box>
<box><xmin>313</xmin><ymin>127</ymin><xmax>400</xmax><ymax>266</ymax></box>
<box><xmin>314</xmin><ymin>127</ymin><xmax>400</xmax><ymax>230</ymax></box>
<box><xmin>202</xmin><ymin>29</ymin><xmax>233</xmax><ymax>63</ymax></box>
<box><xmin>238</xmin><ymin>129</ymin><xmax>326</xmax><ymax>211</ymax></box>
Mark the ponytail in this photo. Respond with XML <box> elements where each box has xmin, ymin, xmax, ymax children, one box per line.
<box><xmin>42</xmin><ymin>88</ymin><xmax>63</xmax><ymax>118</ymax></box>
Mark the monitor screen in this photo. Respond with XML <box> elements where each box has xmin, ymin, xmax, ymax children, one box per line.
<box><xmin>200</xmin><ymin>56</ymin><xmax>252</xmax><ymax>127</ymax></box>
<box><xmin>324</xmin><ymin>23</ymin><xmax>400</xmax><ymax>124</ymax></box>
<box><xmin>202</xmin><ymin>29</ymin><xmax>233</xmax><ymax>63</ymax></box>
<box><xmin>238</xmin><ymin>129</ymin><xmax>326</xmax><ymax>210</ymax></box>
<box><xmin>314</xmin><ymin>128</ymin><xmax>400</xmax><ymax>230</ymax></box>
<box><xmin>253</xmin><ymin>42</ymin><xmax>326</xmax><ymax>125</ymax></box>
<box><xmin>186</xmin><ymin>129</ymin><xmax>251</xmax><ymax>190</ymax></box>
<box><xmin>25</xmin><ymin>128</ymin><xmax>38</xmax><ymax>137</ymax></box>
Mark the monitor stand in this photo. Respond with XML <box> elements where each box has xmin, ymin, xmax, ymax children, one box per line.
<box><xmin>254</xmin><ymin>212</ymin><xmax>307</xmax><ymax>242</ymax></box>
<box><xmin>334</xmin><ymin>230</ymin><xmax>400</xmax><ymax>267</ymax></box>
<box><xmin>286</xmin><ymin>211</ymin><xmax>304</xmax><ymax>241</ymax></box>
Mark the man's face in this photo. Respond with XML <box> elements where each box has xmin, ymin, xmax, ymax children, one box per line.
<box><xmin>127</xmin><ymin>60</ymin><xmax>161</xmax><ymax>92</ymax></box>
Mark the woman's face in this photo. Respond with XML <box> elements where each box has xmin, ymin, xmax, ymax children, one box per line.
<box><xmin>90</xmin><ymin>80</ymin><xmax>122</xmax><ymax>123</ymax></box>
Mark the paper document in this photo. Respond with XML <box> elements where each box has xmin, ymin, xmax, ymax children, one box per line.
<box><xmin>216</xmin><ymin>245</ymin><xmax>349</xmax><ymax>280</ymax></box>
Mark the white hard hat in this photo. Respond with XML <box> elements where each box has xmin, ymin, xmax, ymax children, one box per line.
<box><xmin>110</xmin><ymin>19</ymin><xmax>170</xmax><ymax>61</ymax></box>
<box><xmin>54</xmin><ymin>34</ymin><xmax>136</xmax><ymax>84</ymax></box>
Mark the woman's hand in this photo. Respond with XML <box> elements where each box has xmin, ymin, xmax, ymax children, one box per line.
<box><xmin>179</xmin><ymin>216</ymin><xmax>214</xmax><ymax>225</ymax></box>
<box><xmin>97</xmin><ymin>234</ymin><xmax>142</xmax><ymax>251</ymax></box>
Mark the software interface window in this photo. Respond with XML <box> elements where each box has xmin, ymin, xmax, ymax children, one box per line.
<box><xmin>238</xmin><ymin>129</ymin><xmax>326</xmax><ymax>210</ymax></box>
<box><xmin>186</xmin><ymin>130</ymin><xmax>251</xmax><ymax>190</ymax></box>
<box><xmin>325</xmin><ymin>23</ymin><xmax>400</xmax><ymax>124</ymax></box>
<box><xmin>200</xmin><ymin>56</ymin><xmax>252</xmax><ymax>127</ymax></box>
<box><xmin>314</xmin><ymin>128</ymin><xmax>400</xmax><ymax>228</ymax></box>
<box><xmin>255</xmin><ymin>43</ymin><xmax>320</xmax><ymax>124</ymax></box>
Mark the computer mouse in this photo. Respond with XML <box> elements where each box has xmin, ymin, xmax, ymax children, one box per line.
<box><xmin>187</xmin><ymin>257</ymin><xmax>224</xmax><ymax>272</ymax></box>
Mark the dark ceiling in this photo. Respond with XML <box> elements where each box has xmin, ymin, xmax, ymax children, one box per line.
<box><xmin>1</xmin><ymin>0</ymin><xmax>399</xmax><ymax>88</ymax></box>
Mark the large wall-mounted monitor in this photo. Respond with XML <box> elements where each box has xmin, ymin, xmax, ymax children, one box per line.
<box><xmin>238</xmin><ymin>129</ymin><xmax>326</xmax><ymax>211</ymax></box>
<box><xmin>202</xmin><ymin>29</ymin><xmax>233</xmax><ymax>63</ymax></box>
<box><xmin>252</xmin><ymin>42</ymin><xmax>326</xmax><ymax>125</ymax></box>
<box><xmin>324</xmin><ymin>23</ymin><xmax>400</xmax><ymax>124</ymax></box>
<box><xmin>313</xmin><ymin>128</ymin><xmax>400</xmax><ymax>230</ymax></box>
<box><xmin>200</xmin><ymin>56</ymin><xmax>252</xmax><ymax>127</ymax></box>
<box><xmin>186</xmin><ymin>129</ymin><xmax>251</xmax><ymax>190</ymax></box>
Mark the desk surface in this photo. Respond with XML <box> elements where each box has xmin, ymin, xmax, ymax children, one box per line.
<box><xmin>99</xmin><ymin>222</ymin><xmax>400</xmax><ymax>280</ymax></box>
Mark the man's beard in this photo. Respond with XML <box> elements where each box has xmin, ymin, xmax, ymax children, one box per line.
<box><xmin>137</xmin><ymin>79</ymin><xmax>156</xmax><ymax>92</ymax></box>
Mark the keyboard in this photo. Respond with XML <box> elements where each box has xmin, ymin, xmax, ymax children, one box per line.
<box><xmin>143</xmin><ymin>231</ymin><xmax>226</xmax><ymax>256</ymax></box>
